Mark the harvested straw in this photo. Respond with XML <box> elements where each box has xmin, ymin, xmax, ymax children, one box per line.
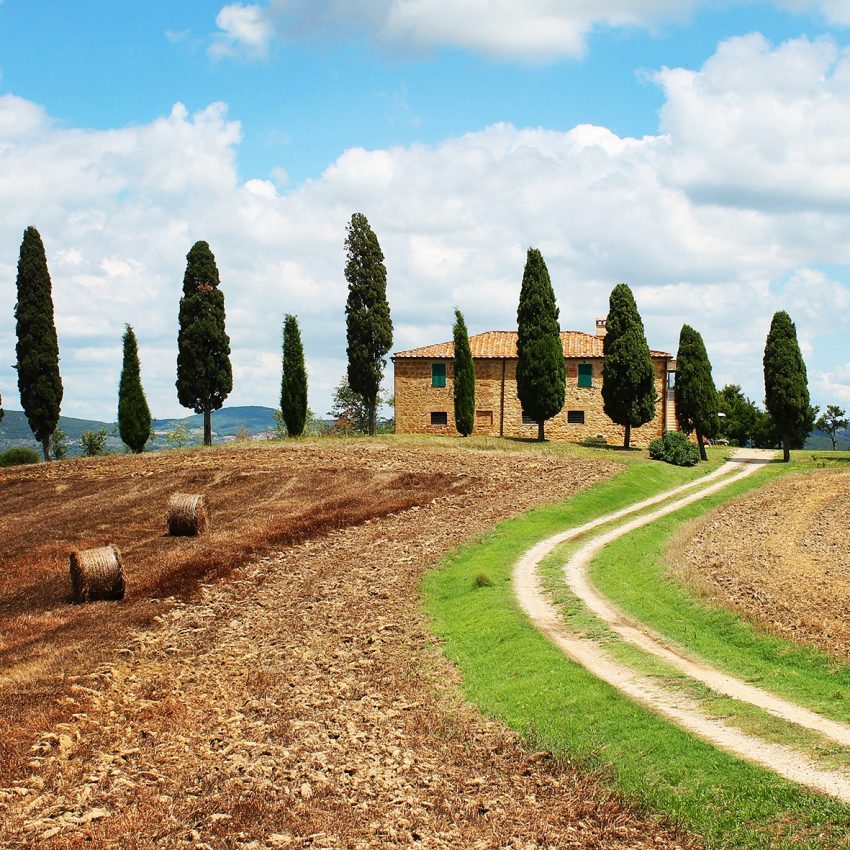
<box><xmin>69</xmin><ymin>544</ymin><xmax>126</xmax><ymax>603</ymax></box>
<box><xmin>167</xmin><ymin>492</ymin><xmax>209</xmax><ymax>536</ymax></box>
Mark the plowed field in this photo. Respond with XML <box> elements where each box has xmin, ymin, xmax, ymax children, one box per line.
<box><xmin>667</xmin><ymin>467</ymin><xmax>850</xmax><ymax>660</ymax></box>
<box><xmin>0</xmin><ymin>440</ymin><xmax>698</xmax><ymax>849</ymax></box>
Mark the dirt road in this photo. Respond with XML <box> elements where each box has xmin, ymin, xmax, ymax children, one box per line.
<box><xmin>514</xmin><ymin>451</ymin><xmax>850</xmax><ymax>803</ymax></box>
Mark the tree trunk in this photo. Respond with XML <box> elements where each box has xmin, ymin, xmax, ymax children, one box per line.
<box><xmin>537</xmin><ymin>420</ymin><xmax>545</xmax><ymax>442</ymax></box>
<box><xmin>42</xmin><ymin>435</ymin><xmax>50</xmax><ymax>462</ymax></box>
<box><xmin>782</xmin><ymin>432</ymin><xmax>790</xmax><ymax>463</ymax></box>
<box><xmin>623</xmin><ymin>423</ymin><xmax>631</xmax><ymax>449</ymax></box>
<box><xmin>368</xmin><ymin>396</ymin><xmax>377</xmax><ymax>436</ymax></box>
<box><xmin>203</xmin><ymin>409</ymin><xmax>212</xmax><ymax>446</ymax></box>
<box><xmin>696</xmin><ymin>430</ymin><xmax>707</xmax><ymax>461</ymax></box>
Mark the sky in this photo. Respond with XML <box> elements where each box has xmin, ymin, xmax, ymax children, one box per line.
<box><xmin>1</xmin><ymin>0</ymin><xmax>850</xmax><ymax>424</ymax></box>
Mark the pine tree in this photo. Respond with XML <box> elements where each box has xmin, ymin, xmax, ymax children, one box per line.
<box><xmin>176</xmin><ymin>241</ymin><xmax>232</xmax><ymax>446</ymax></box>
<box><xmin>281</xmin><ymin>314</ymin><xmax>308</xmax><ymax>437</ymax></box>
<box><xmin>118</xmin><ymin>324</ymin><xmax>152</xmax><ymax>453</ymax></box>
<box><xmin>516</xmin><ymin>248</ymin><xmax>565</xmax><ymax>441</ymax></box>
<box><xmin>452</xmin><ymin>308</ymin><xmax>475</xmax><ymax>437</ymax></box>
<box><xmin>344</xmin><ymin>213</ymin><xmax>393</xmax><ymax>436</ymax></box>
<box><xmin>601</xmin><ymin>283</ymin><xmax>656</xmax><ymax>448</ymax></box>
<box><xmin>674</xmin><ymin>324</ymin><xmax>718</xmax><ymax>461</ymax></box>
<box><xmin>764</xmin><ymin>310</ymin><xmax>810</xmax><ymax>462</ymax></box>
<box><xmin>14</xmin><ymin>226</ymin><xmax>63</xmax><ymax>460</ymax></box>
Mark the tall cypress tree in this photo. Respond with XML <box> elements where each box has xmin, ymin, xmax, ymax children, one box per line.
<box><xmin>176</xmin><ymin>241</ymin><xmax>232</xmax><ymax>446</ymax></box>
<box><xmin>118</xmin><ymin>324</ymin><xmax>152</xmax><ymax>453</ymax></box>
<box><xmin>764</xmin><ymin>310</ymin><xmax>810</xmax><ymax>463</ymax></box>
<box><xmin>0</xmin><ymin>389</ymin><xmax>4</xmax><ymax>426</ymax></box>
<box><xmin>601</xmin><ymin>283</ymin><xmax>656</xmax><ymax>448</ymax></box>
<box><xmin>516</xmin><ymin>248</ymin><xmax>565</xmax><ymax>441</ymax></box>
<box><xmin>345</xmin><ymin>213</ymin><xmax>393</xmax><ymax>436</ymax></box>
<box><xmin>15</xmin><ymin>226</ymin><xmax>63</xmax><ymax>460</ymax></box>
<box><xmin>452</xmin><ymin>308</ymin><xmax>475</xmax><ymax>437</ymax></box>
<box><xmin>674</xmin><ymin>324</ymin><xmax>718</xmax><ymax>461</ymax></box>
<box><xmin>281</xmin><ymin>314</ymin><xmax>308</xmax><ymax>437</ymax></box>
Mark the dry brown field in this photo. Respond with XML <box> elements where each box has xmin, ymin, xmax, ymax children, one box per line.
<box><xmin>667</xmin><ymin>466</ymin><xmax>850</xmax><ymax>660</ymax></box>
<box><xmin>0</xmin><ymin>439</ymin><xmax>699</xmax><ymax>849</ymax></box>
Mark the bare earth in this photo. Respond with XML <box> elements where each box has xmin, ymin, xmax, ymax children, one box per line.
<box><xmin>0</xmin><ymin>441</ymin><xmax>699</xmax><ymax>850</ymax></box>
<box><xmin>667</xmin><ymin>466</ymin><xmax>850</xmax><ymax>661</ymax></box>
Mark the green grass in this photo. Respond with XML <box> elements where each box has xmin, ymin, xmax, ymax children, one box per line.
<box><xmin>589</xmin><ymin>460</ymin><xmax>850</xmax><ymax>725</ymax></box>
<box><xmin>423</xmin><ymin>452</ymin><xmax>850</xmax><ymax>849</ymax></box>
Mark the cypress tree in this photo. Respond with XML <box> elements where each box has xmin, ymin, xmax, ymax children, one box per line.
<box><xmin>0</xmin><ymin>389</ymin><xmax>4</xmax><ymax>426</ymax></box>
<box><xmin>345</xmin><ymin>213</ymin><xmax>393</xmax><ymax>436</ymax></box>
<box><xmin>674</xmin><ymin>324</ymin><xmax>718</xmax><ymax>461</ymax></box>
<box><xmin>118</xmin><ymin>324</ymin><xmax>152</xmax><ymax>453</ymax></box>
<box><xmin>601</xmin><ymin>283</ymin><xmax>656</xmax><ymax>448</ymax></box>
<box><xmin>176</xmin><ymin>241</ymin><xmax>232</xmax><ymax>446</ymax></box>
<box><xmin>281</xmin><ymin>313</ymin><xmax>308</xmax><ymax>437</ymax></box>
<box><xmin>452</xmin><ymin>308</ymin><xmax>475</xmax><ymax>437</ymax></box>
<box><xmin>764</xmin><ymin>310</ymin><xmax>809</xmax><ymax>463</ymax></box>
<box><xmin>14</xmin><ymin>226</ymin><xmax>63</xmax><ymax>461</ymax></box>
<box><xmin>516</xmin><ymin>248</ymin><xmax>565</xmax><ymax>441</ymax></box>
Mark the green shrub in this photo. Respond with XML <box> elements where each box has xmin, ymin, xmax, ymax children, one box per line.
<box><xmin>0</xmin><ymin>446</ymin><xmax>40</xmax><ymax>467</ymax></box>
<box><xmin>80</xmin><ymin>428</ymin><xmax>108</xmax><ymax>456</ymax></box>
<box><xmin>649</xmin><ymin>431</ymin><xmax>700</xmax><ymax>467</ymax></box>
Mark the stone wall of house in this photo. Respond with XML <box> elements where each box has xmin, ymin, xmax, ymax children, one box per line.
<box><xmin>394</xmin><ymin>356</ymin><xmax>672</xmax><ymax>446</ymax></box>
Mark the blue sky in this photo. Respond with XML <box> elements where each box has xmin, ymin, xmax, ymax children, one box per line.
<box><xmin>1</xmin><ymin>0</ymin><xmax>850</xmax><ymax>424</ymax></box>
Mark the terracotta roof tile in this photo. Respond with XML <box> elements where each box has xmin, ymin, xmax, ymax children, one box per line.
<box><xmin>393</xmin><ymin>331</ymin><xmax>670</xmax><ymax>360</ymax></box>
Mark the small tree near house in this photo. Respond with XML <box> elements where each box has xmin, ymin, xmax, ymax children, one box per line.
<box><xmin>601</xmin><ymin>283</ymin><xmax>656</xmax><ymax>448</ymax></box>
<box><xmin>452</xmin><ymin>308</ymin><xmax>475</xmax><ymax>437</ymax></box>
<box><xmin>674</xmin><ymin>324</ymin><xmax>718</xmax><ymax>461</ymax></box>
<box><xmin>515</xmin><ymin>248</ymin><xmax>565</xmax><ymax>442</ymax></box>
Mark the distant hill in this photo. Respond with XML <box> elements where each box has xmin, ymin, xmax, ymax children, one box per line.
<box><xmin>0</xmin><ymin>405</ymin><xmax>280</xmax><ymax>454</ymax></box>
<box><xmin>805</xmin><ymin>428</ymin><xmax>850</xmax><ymax>451</ymax></box>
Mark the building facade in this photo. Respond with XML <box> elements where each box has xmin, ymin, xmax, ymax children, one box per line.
<box><xmin>393</xmin><ymin>321</ymin><xmax>677</xmax><ymax>445</ymax></box>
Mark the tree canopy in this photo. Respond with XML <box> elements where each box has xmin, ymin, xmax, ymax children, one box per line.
<box><xmin>674</xmin><ymin>324</ymin><xmax>717</xmax><ymax>461</ymax></box>
<box><xmin>176</xmin><ymin>240</ymin><xmax>232</xmax><ymax>446</ymax></box>
<box><xmin>763</xmin><ymin>310</ymin><xmax>810</xmax><ymax>462</ymax></box>
<box><xmin>344</xmin><ymin>213</ymin><xmax>393</xmax><ymax>436</ymax></box>
<box><xmin>15</xmin><ymin>226</ymin><xmax>63</xmax><ymax>460</ymax></box>
<box><xmin>601</xmin><ymin>283</ymin><xmax>655</xmax><ymax>448</ymax></box>
<box><xmin>452</xmin><ymin>308</ymin><xmax>475</xmax><ymax>437</ymax></box>
<box><xmin>281</xmin><ymin>314</ymin><xmax>308</xmax><ymax>437</ymax></box>
<box><xmin>515</xmin><ymin>248</ymin><xmax>565</xmax><ymax>441</ymax></box>
<box><xmin>815</xmin><ymin>404</ymin><xmax>848</xmax><ymax>451</ymax></box>
<box><xmin>118</xmin><ymin>324</ymin><xmax>152</xmax><ymax>453</ymax></box>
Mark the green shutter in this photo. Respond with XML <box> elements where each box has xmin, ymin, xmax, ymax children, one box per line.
<box><xmin>578</xmin><ymin>363</ymin><xmax>592</xmax><ymax>387</ymax></box>
<box><xmin>431</xmin><ymin>363</ymin><xmax>446</xmax><ymax>387</ymax></box>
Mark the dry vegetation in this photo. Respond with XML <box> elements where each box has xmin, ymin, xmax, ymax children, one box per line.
<box><xmin>667</xmin><ymin>467</ymin><xmax>850</xmax><ymax>659</ymax></box>
<box><xmin>0</xmin><ymin>440</ymin><xmax>699</xmax><ymax>849</ymax></box>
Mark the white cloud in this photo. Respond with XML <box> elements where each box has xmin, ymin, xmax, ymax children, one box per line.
<box><xmin>208</xmin><ymin>1</ymin><xmax>850</xmax><ymax>62</ymax></box>
<box><xmin>209</xmin><ymin>0</ymin><xmax>696</xmax><ymax>61</ymax></box>
<box><xmin>5</xmin><ymin>34</ymin><xmax>850</xmax><ymax>424</ymax></box>
<box><xmin>210</xmin><ymin>3</ymin><xmax>276</xmax><ymax>59</ymax></box>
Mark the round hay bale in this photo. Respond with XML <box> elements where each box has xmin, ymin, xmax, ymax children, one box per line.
<box><xmin>69</xmin><ymin>544</ymin><xmax>125</xmax><ymax>603</ymax></box>
<box><xmin>167</xmin><ymin>492</ymin><xmax>208</xmax><ymax>536</ymax></box>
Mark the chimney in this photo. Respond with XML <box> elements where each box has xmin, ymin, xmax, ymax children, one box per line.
<box><xmin>595</xmin><ymin>317</ymin><xmax>607</xmax><ymax>337</ymax></box>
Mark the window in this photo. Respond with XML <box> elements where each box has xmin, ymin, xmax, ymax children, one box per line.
<box><xmin>667</xmin><ymin>370</ymin><xmax>676</xmax><ymax>391</ymax></box>
<box><xmin>476</xmin><ymin>410</ymin><xmax>493</xmax><ymax>428</ymax></box>
<box><xmin>430</xmin><ymin>411</ymin><xmax>448</xmax><ymax>426</ymax></box>
<box><xmin>578</xmin><ymin>363</ymin><xmax>593</xmax><ymax>387</ymax></box>
<box><xmin>431</xmin><ymin>362</ymin><xmax>446</xmax><ymax>388</ymax></box>
<box><xmin>521</xmin><ymin>413</ymin><xmax>538</xmax><ymax>426</ymax></box>
<box><xmin>567</xmin><ymin>410</ymin><xmax>585</xmax><ymax>425</ymax></box>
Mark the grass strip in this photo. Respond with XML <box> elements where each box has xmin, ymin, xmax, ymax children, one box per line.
<box><xmin>423</xmin><ymin>454</ymin><xmax>850</xmax><ymax>849</ymax></box>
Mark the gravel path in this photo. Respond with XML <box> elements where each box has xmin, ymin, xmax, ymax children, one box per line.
<box><xmin>514</xmin><ymin>450</ymin><xmax>850</xmax><ymax>803</ymax></box>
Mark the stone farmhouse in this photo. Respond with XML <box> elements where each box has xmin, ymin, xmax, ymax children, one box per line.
<box><xmin>392</xmin><ymin>319</ymin><xmax>678</xmax><ymax>445</ymax></box>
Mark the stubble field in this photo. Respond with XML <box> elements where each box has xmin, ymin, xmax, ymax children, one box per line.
<box><xmin>0</xmin><ymin>439</ymin><xmax>700</xmax><ymax>849</ymax></box>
